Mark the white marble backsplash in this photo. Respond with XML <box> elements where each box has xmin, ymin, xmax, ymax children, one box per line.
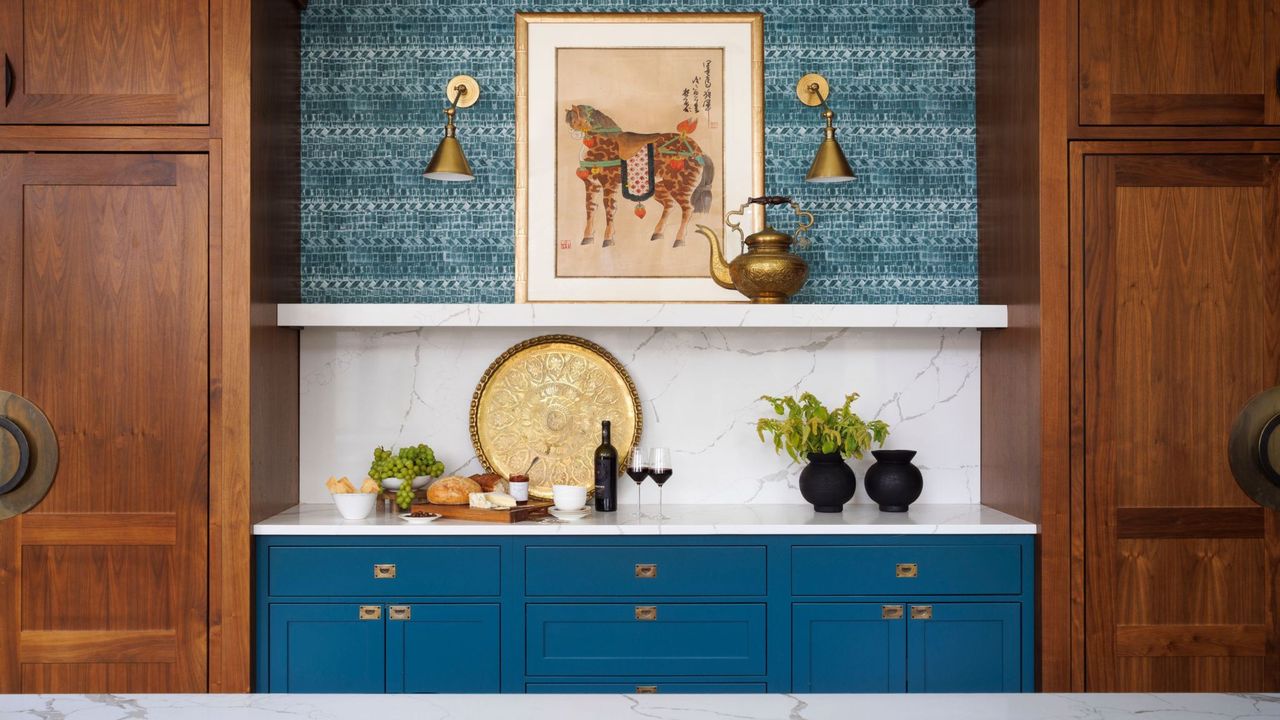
<box><xmin>298</xmin><ymin>326</ymin><xmax>980</xmax><ymax>505</ymax></box>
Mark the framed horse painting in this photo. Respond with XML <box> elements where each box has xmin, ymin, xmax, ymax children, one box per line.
<box><xmin>516</xmin><ymin>13</ymin><xmax>764</xmax><ymax>302</ymax></box>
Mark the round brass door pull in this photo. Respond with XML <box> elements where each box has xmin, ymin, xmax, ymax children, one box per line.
<box><xmin>0</xmin><ymin>391</ymin><xmax>58</xmax><ymax>520</ymax></box>
<box><xmin>1229</xmin><ymin>387</ymin><xmax>1280</xmax><ymax>510</ymax></box>
<box><xmin>0</xmin><ymin>415</ymin><xmax>29</xmax><ymax>495</ymax></box>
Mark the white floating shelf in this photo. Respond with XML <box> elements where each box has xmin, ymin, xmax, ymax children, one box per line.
<box><xmin>277</xmin><ymin>303</ymin><xmax>1008</xmax><ymax>330</ymax></box>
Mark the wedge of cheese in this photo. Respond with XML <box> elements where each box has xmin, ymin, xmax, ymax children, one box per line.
<box><xmin>469</xmin><ymin>491</ymin><xmax>518</xmax><ymax>510</ymax></box>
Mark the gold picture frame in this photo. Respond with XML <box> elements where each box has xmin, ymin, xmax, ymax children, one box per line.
<box><xmin>515</xmin><ymin>12</ymin><xmax>765</xmax><ymax>303</ymax></box>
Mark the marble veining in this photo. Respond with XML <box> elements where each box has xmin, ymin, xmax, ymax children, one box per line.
<box><xmin>2</xmin><ymin>693</ymin><xmax>1277</xmax><ymax>720</ymax></box>
<box><xmin>253</xmin><ymin>503</ymin><xmax>1037</xmax><ymax>536</ymax></box>
<box><xmin>298</xmin><ymin>327</ymin><xmax>980</xmax><ymax>506</ymax></box>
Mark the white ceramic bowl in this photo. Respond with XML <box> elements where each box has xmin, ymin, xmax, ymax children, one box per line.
<box><xmin>551</xmin><ymin>484</ymin><xmax>588</xmax><ymax>511</ymax></box>
<box><xmin>331</xmin><ymin>492</ymin><xmax>376</xmax><ymax>520</ymax></box>
<box><xmin>381</xmin><ymin>475</ymin><xmax>431</xmax><ymax>491</ymax></box>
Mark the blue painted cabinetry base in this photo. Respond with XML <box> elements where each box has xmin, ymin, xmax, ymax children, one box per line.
<box><xmin>255</xmin><ymin>534</ymin><xmax>1035</xmax><ymax>693</ymax></box>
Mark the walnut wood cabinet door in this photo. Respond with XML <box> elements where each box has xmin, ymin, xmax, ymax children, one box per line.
<box><xmin>0</xmin><ymin>0</ymin><xmax>209</xmax><ymax>124</ymax></box>
<box><xmin>1078</xmin><ymin>0</ymin><xmax>1280</xmax><ymax>125</ymax></box>
<box><xmin>1081</xmin><ymin>151</ymin><xmax>1280</xmax><ymax>690</ymax></box>
<box><xmin>0</xmin><ymin>153</ymin><xmax>209</xmax><ymax>692</ymax></box>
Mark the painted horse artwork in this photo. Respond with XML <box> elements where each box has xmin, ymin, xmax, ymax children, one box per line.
<box><xmin>565</xmin><ymin>104</ymin><xmax>715</xmax><ymax>249</ymax></box>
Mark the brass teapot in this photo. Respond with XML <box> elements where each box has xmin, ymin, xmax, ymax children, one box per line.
<box><xmin>696</xmin><ymin>196</ymin><xmax>815</xmax><ymax>304</ymax></box>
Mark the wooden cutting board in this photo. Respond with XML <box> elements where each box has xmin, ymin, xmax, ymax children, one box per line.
<box><xmin>409</xmin><ymin>499</ymin><xmax>554</xmax><ymax>523</ymax></box>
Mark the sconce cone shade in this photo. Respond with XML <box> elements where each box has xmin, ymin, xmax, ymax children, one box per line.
<box><xmin>806</xmin><ymin>136</ymin><xmax>856</xmax><ymax>183</ymax></box>
<box><xmin>424</xmin><ymin>135</ymin><xmax>474</xmax><ymax>182</ymax></box>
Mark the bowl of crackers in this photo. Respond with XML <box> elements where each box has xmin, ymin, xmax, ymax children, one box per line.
<box><xmin>326</xmin><ymin>476</ymin><xmax>380</xmax><ymax>520</ymax></box>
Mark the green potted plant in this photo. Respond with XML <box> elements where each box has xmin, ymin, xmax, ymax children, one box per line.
<box><xmin>756</xmin><ymin>392</ymin><xmax>890</xmax><ymax>512</ymax></box>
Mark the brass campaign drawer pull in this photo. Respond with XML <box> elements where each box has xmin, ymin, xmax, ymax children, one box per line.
<box><xmin>635</xmin><ymin>606</ymin><xmax>657</xmax><ymax>621</ymax></box>
<box><xmin>896</xmin><ymin>562</ymin><xmax>918</xmax><ymax>578</ymax></box>
<box><xmin>635</xmin><ymin>685</ymin><xmax>658</xmax><ymax>694</ymax></box>
<box><xmin>359</xmin><ymin>605</ymin><xmax>382</xmax><ymax>620</ymax></box>
<box><xmin>881</xmin><ymin>605</ymin><xmax>904</xmax><ymax>620</ymax></box>
<box><xmin>373</xmin><ymin>563</ymin><xmax>397</xmax><ymax>579</ymax></box>
<box><xmin>910</xmin><ymin>605</ymin><xmax>933</xmax><ymax>620</ymax></box>
<box><xmin>635</xmin><ymin>563</ymin><xmax>658</xmax><ymax>578</ymax></box>
<box><xmin>388</xmin><ymin>605</ymin><xmax>411</xmax><ymax>621</ymax></box>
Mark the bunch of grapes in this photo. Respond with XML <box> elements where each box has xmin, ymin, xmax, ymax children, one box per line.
<box><xmin>395</xmin><ymin>481</ymin><xmax>415</xmax><ymax>510</ymax></box>
<box><xmin>368</xmin><ymin>444</ymin><xmax>445</xmax><ymax>483</ymax></box>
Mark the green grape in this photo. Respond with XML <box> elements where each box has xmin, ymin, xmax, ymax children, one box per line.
<box><xmin>395</xmin><ymin>482</ymin><xmax>414</xmax><ymax>510</ymax></box>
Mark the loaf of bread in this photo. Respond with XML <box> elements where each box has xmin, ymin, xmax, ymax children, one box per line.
<box><xmin>427</xmin><ymin>476</ymin><xmax>481</xmax><ymax>505</ymax></box>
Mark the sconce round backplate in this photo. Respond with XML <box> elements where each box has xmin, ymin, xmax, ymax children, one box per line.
<box><xmin>447</xmin><ymin>75</ymin><xmax>481</xmax><ymax>108</ymax></box>
<box><xmin>796</xmin><ymin>73</ymin><xmax>830</xmax><ymax>107</ymax></box>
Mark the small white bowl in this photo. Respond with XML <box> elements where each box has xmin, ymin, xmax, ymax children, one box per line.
<box><xmin>381</xmin><ymin>476</ymin><xmax>431</xmax><ymax>491</ymax></box>
<box><xmin>551</xmin><ymin>484</ymin><xmax>588</xmax><ymax>511</ymax></box>
<box><xmin>331</xmin><ymin>492</ymin><xmax>376</xmax><ymax>520</ymax></box>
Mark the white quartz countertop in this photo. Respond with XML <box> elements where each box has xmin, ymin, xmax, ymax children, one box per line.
<box><xmin>253</xmin><ymin>503</ymin><xmax>1037</xmax><ymax>536</ymax></box>
<box><xmin>2</xmin><ymin>693</ymin><xmax>1276</xmax><ymax>720</ymax></box>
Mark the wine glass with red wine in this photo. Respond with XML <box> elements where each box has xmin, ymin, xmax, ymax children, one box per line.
<box><xmin>648</xmin><ymin>447</ymin><xmax>672</xmax><ymax>521</ymax></box>
<box><xmin>626</xmin><ymin>448</ymin><xmax>648</xmax><ymax>521</ymax></box>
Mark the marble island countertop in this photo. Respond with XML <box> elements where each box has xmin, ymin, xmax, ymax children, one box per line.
<box><xmin>2</xmin><ymin>693</ymin><xmax>1277</xmax><ymax>720</ymax></box>
<box><xmin>253</xmin><ymin>502</ymin><xmax>1037</xmax><ymax>535</ymax></box>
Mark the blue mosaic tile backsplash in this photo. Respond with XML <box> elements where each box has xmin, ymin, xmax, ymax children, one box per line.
<box><xmin>302</xmin><ymin>0</ymin><xmax>976</xmax><ymax>303</ymax></box>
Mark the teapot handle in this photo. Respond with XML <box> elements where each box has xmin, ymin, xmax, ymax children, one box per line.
<box><xmin>725</xmin><ymin>196</ymin><xmax>816</xmax><ymax>248</ymax></box>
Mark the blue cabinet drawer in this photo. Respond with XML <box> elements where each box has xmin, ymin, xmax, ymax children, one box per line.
<box><xmin>525</xmin><ymin>545</ymin><xmax>766</xmax><ymax>597</ymax></box>
<box><xmin>526</xmin><ymin>682</ymin><xmax>767</xmax><ymax>693</ymax></box>
<box><xmin>526</xmin><ymin>603</ymin><xmax>766</xmax><ymax>677</ymax></box>
<box><xmin>792</xmin><ymin>544</ymin><xmax>1022</xmax><ymax>596</ymax></box>
<box><xmin>268</xmin><ymin>546</ymin><xmax>500</xmax><ymax>597</ymax></box>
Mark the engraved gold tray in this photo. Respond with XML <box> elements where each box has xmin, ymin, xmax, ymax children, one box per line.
<box><xmin>470</xmin><ymin>335</ymin><xmax>641</xmax><ymax>500</ymax></box>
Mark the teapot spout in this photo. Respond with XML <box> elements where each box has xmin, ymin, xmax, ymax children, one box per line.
<box><xmin>695</xmin><ymin>224</ymin><xmax>735</xmax><ymax>290</ymax></box>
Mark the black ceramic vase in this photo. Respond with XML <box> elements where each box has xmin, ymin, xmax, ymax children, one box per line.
<box><xmin>799</xmin><ymin>452</ymin><xmax>857</xmax><ymax>513</ymax></box>
<box><xmin>864</xmin><ymin>449</ymin><xmax>923</xmax><ymax>512</ymax></box>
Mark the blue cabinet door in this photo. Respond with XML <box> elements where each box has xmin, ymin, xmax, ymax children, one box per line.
<box><xmin>268</xmin><ymin>604</ymin><xmax>386</xmax><ymax>693</ymax></box>
<box><xmin>526</xmin><ymin>682</ymin><xmax>767</xmax><ymax>693</ymax></box>
<box><xmin>906</xmin><ymin>603</ymin><xmax>1021</xmax><ymax>692</ymax></box>
<box><xmin>387</xmin><ymin>604</ymin><xmax>501</xmax><ymax>693</ymax></box>
<box><xmin>526</xmin><ymin>603</ymin><xmax>766</xmax><ymax>677</ymax></box>
<box><xmin>792</xmin><ymin>604</ymin><xmax>906</xmax><ymax>692</ymax></box>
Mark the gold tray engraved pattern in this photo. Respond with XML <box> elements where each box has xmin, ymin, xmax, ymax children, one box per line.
<box><xmin>470</xmin><ymin>335</ymin><xmax>641</xmax><ymax>500</ymax></box>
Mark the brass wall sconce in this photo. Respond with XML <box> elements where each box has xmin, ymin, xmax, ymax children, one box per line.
<box><xmin>796</xmin><ymin>73</ymin><xmax>856</xmax><ymax>184</ymax></box>
<box><xmin>424</xmin><ymin>74</ymin><xmax>481</xmax><ymax>182</ymax></box>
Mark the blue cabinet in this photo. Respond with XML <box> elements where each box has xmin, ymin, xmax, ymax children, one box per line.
<box><xmin>388</xmin><ymin>604</ymin><xmax>501</xmax><ymax>693</ymax></box>
<box><xmin>268</xmin><ymin>604</ymin><xmax>386</xmax><ymax>693</ymax></box>
<box><xmin>255</xmin><ymin>533</ymin><xmax>1035</xmax><ymax>693</ymax></box>
<box><xmin>792</xmin><ymin>603</ymin><xmax>906</xmax><ymax>692</ymax></box>
<box><xmin>906</xmin><ymin>602</ymin><xmax>1020</xmax><ymax>692</ymax></box>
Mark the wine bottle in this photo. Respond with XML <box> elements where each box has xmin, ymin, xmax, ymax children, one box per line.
<box><xmin>594</xmin><ymin>420</ymin><xmax>618</xmax><ymax>512</ymax></box>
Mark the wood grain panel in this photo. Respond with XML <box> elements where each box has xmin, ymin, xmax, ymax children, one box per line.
<box><xmin>0</xmin><ymin>154</ymin><xmax>19</xmax><ymax>693</ymax></box>
<box><xmin>21</xmin><ymin>546</ymin><xmax>173</xmax><ymax>631</ymax></box>
<box><xmin>20</xmin><ymin>663</ymin><xmax>173</xmax><ymax>693</ymax></box>
<box><xmin>1078</xmin><ymin>0</ymin><xmax>1275</xmax><ymax>126</ymax></box>
<box><xmin>1116</xmin><ymin>656</ymin><xmax>1267</xmax><ymax>691</ymax></box>
<box><xmin>1081</xmin><ymin>149</ymin><xmax>1280</xmax><ymax>691</ymax></box>
<box><xmin>19</xmin><ymin>630</ymin><xmax>176</xmax><ymax>663</ymax></box>
<box><xmin>974</xmin><ymin>0</ymin><xmax>1073</xmax><ymax>689</ymax></box>
<box><xmin>1117</xmin><ymin>508</ymin><xmax>1265</xmax><ymax>539</ymax></box>
<box><xmin>1116</xmin><ymin>624</ymin><xmax>1266</xmax><ymax>657</ymax></box>
<box><xmin>22</xmin><ymin>514</ymin><xmax>176</xmax><ymax>545</ymax></box>
<box><xmin>0</xmin><ymin>153</ymin><xmax>209</xmax><ymax>692</ymax></box>
<box><xmin>0</xmin><ymin>0</ymin><xmax>209</xmax><ymax>124</ymax></box>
